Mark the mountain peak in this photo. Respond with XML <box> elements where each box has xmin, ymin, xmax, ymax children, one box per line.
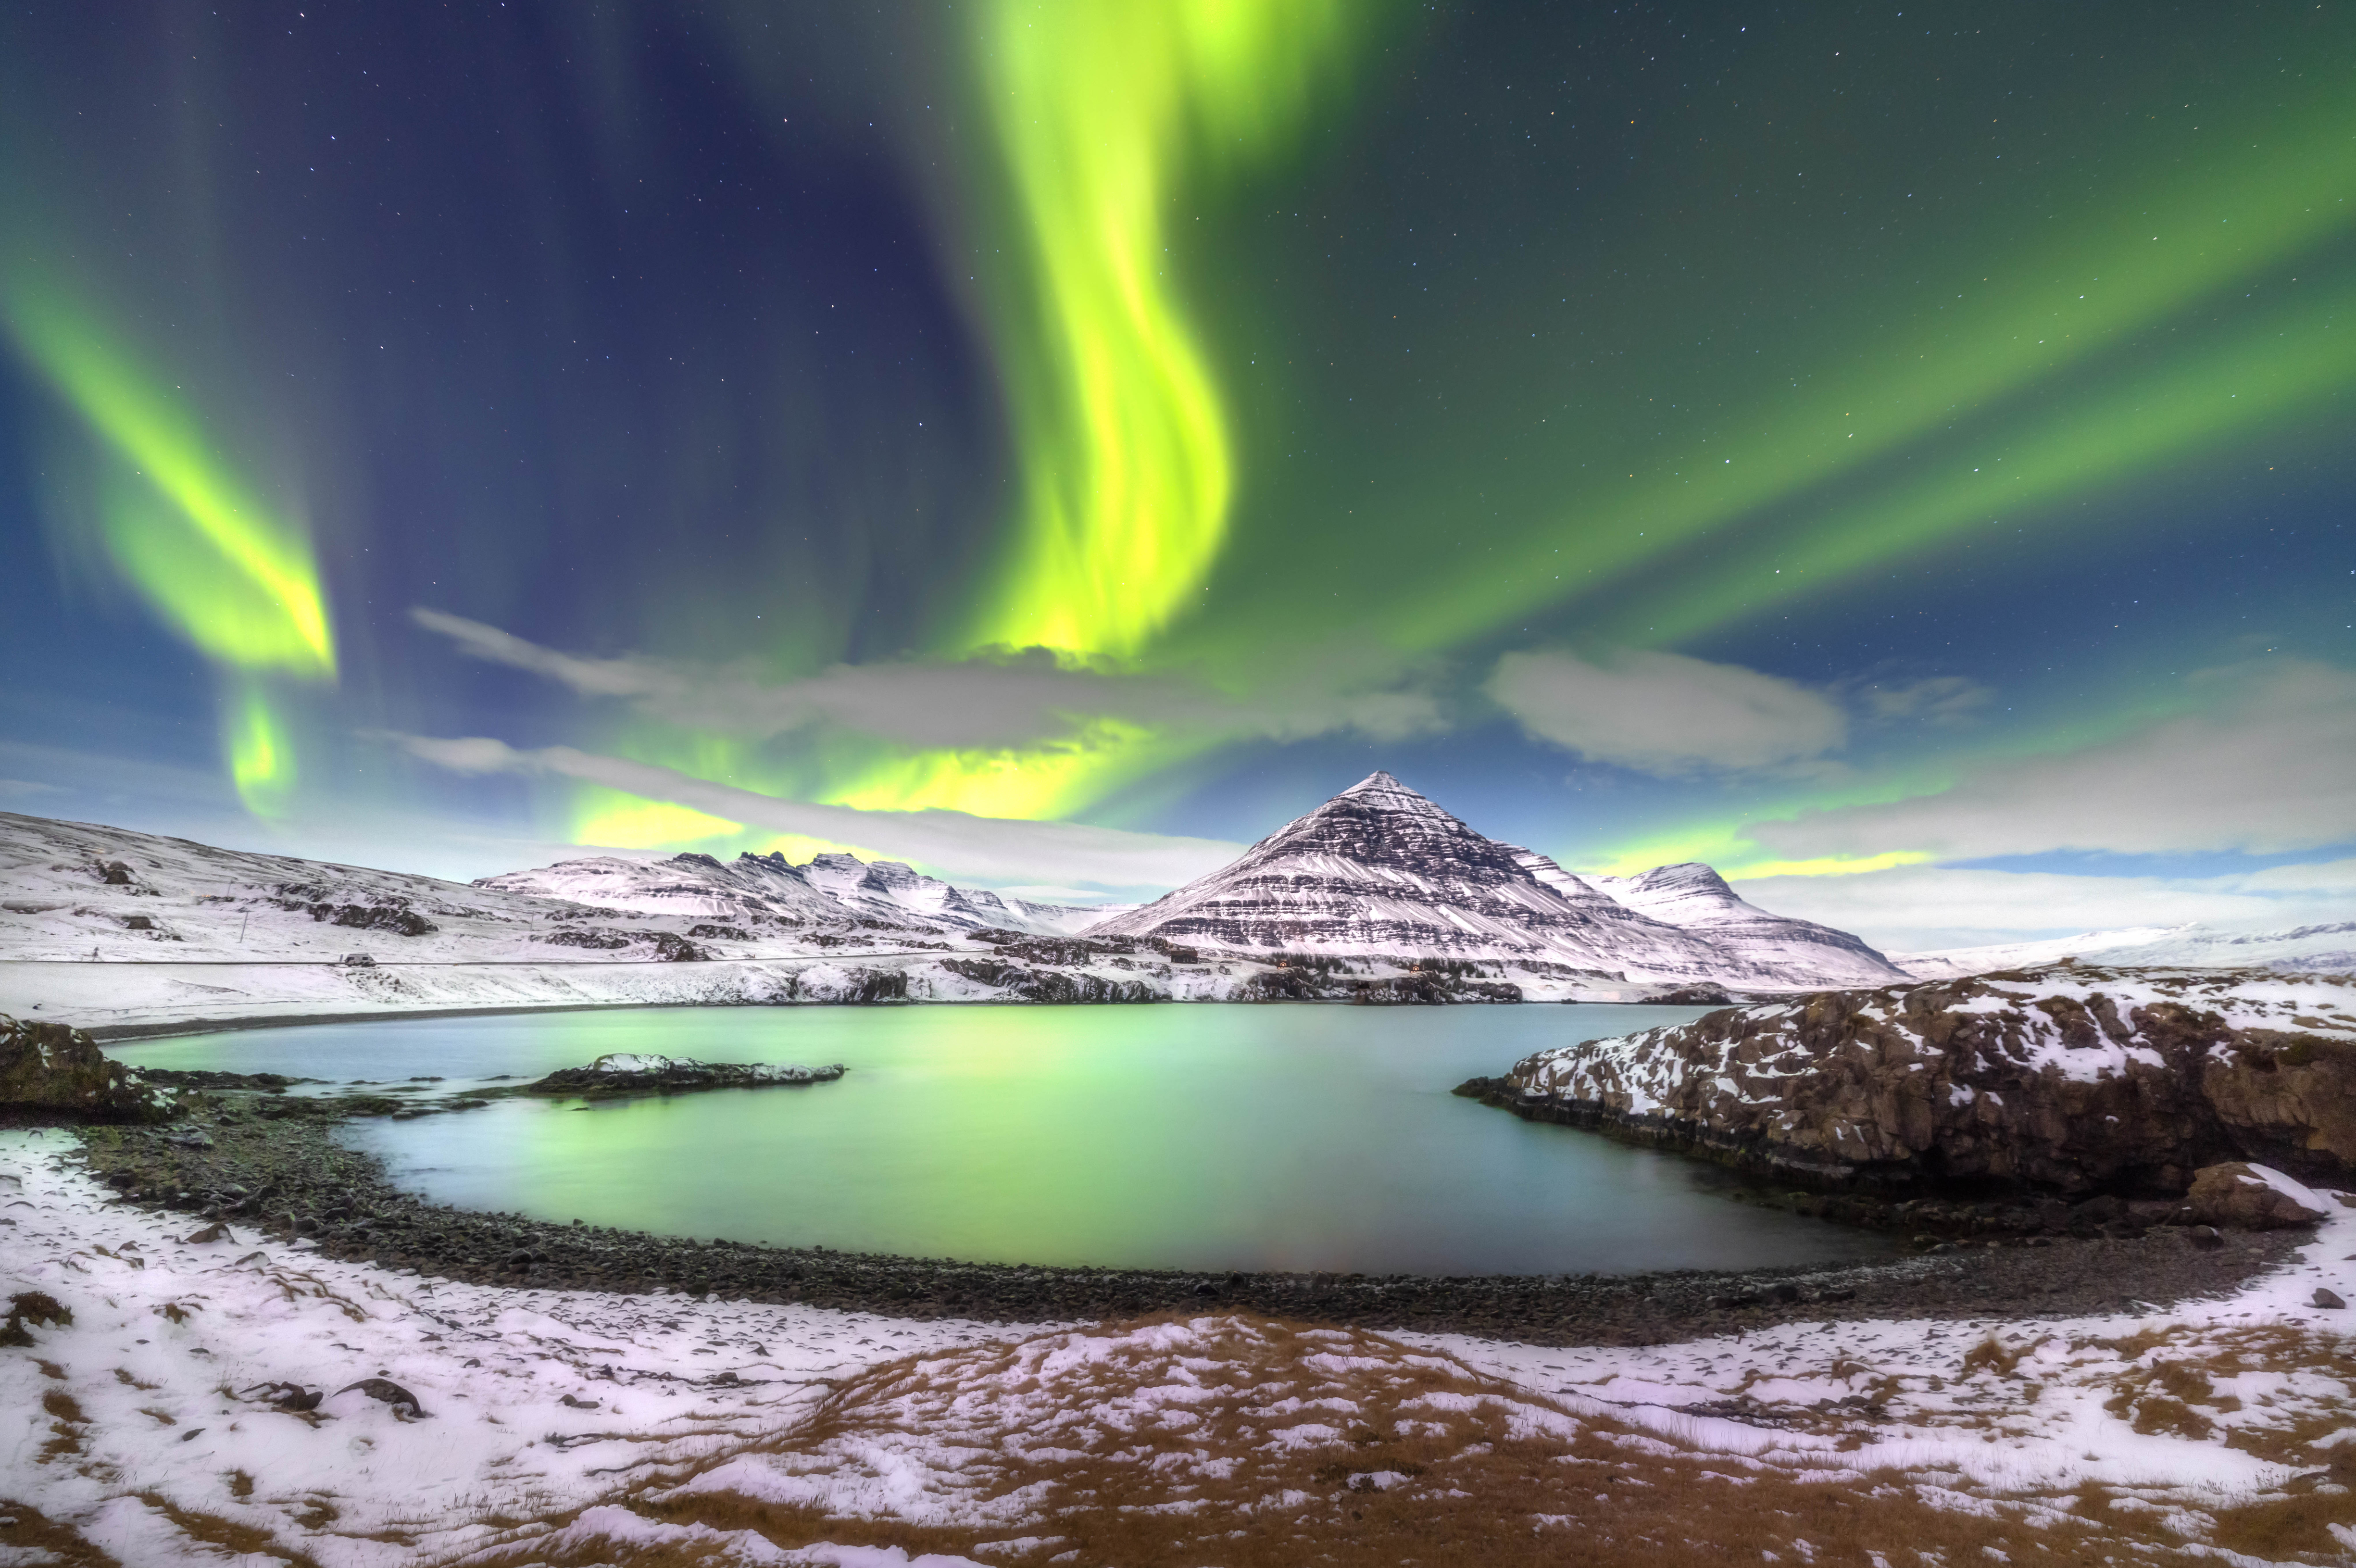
<box><xmin>1086</xmin><ymin>772</ymin><xmax>1904</xmax><ymax>987</ymax></box>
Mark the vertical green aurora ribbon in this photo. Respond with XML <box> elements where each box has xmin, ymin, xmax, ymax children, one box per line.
<box><xmin>1</xmin><ymin>277</ymin><xmax>335</xmax><ymax>815</ymax></box>
<box><xmin>963</xmin><ymin>0</ymin><xmax>1360</xmax><ymax>660</ymax></box>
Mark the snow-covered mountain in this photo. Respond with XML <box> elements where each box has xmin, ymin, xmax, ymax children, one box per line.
<box><xmin>1894</xmin><ymin>922</ymin><xmax>2356</xmax><ymax>979</ymax></box>
<box><xmin>479</xmin><ymin>849</ymin><xmax>1117</xmax><ymax>939</ymax></box>
<box><xmin>1084</xmin><ymin>772</ymin><xmax>1905</xmax><ymax>990</ymax></box>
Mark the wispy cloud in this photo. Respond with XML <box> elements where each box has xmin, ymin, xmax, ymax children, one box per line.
<box><xmin>411</xmin><ymin>609</ymin><xmax>1445</xmax><ymax>750</ymax></box>
<box><xmin>1486</xmin><ymin>648</ymin><xmax>1847</xmax><ymax>775</ymax></box>
<box><xmin>388</xmin><ymin>733</ymin><xmax>1242</xmax><ymax>889</ymax></box>
<box><xmin>1851</xmin><ymin>674</ymin><xmax>1993</xmax><ymax>726</ymax></box>
<box><xmin>1733</xmin><ymin>857</ymin><xmax>2356</xmax><ymax>952</ymax></box>
<box><xmin>1754</xmin><ymin>660</ymin><xmax>2356</xmax><ymax>861</ymax></box>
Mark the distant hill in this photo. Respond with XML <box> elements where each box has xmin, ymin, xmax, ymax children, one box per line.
<box><xmin>1893</xmin><ymin>922</ymin><xmax>2356</xmax><ymax>979</ymax></box>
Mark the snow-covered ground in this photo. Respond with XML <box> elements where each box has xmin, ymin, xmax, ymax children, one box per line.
<box><xmin>1896</xmin><ymin>921</ymin><xmax>2356</xmax><ymax>979</ymax></box>
<box><xmin>9</xmin><ymin>1129</ymin><xmax>2356</xmax><ymax>1565</ymax></box>
<box><xmin>0</xmin><ymin>809</ymin><xmax>1807</xmax><ymax>1035</ymax></box>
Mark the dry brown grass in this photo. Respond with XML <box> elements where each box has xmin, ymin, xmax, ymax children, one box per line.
<box><xmin>0</xmin><ymin>1498</ymin><xmax>122</xmax><ymax>1567</ymax></box>
<box><xmin>446</xmin><ymin>1312</ymin><xmax>2356</xmax><ymax>1568</ymax></box>
<box><xmin>134</xmin><ymin>1490</ymin><xmax>322</xmax><ymax>1566</ymax></box>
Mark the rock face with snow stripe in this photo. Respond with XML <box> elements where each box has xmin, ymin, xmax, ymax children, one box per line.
<box><xmin>1477</xmin><ymin>964</ymin><xmax>2356</xmax><ymax>1198</ymax></box>
<box><xmin>1086</xmin><ymin>772</ymin><xmax>1904</xmax><ymax>990</ymax></box>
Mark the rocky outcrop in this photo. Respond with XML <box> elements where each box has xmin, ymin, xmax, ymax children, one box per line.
<box><xmin>0</xmin><ymin>1014</ymin><xmax>172</xmax><ymax>1123</ymax></box>
<box><xmin>1470</xmin><ymin>965</ymin><xmax>2356</xmax><ymax>1200</ymax></box>
<box><xmin>1230</xmin><ymin>968</ymin><xmax>1521</xmax><ymax>1004</ymax></box>
<box><xmin>518</xmin><ymin>1053</ymin><xmax>847</xmax><ymax>1100</ymax></box>
<box><xmin>938</xmin><ymin>957</ymin><xmax>1162</xmax><ymax>1004</ymax></box>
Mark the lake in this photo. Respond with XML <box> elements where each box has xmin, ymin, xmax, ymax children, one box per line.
<box><xmin>112</xmin><ymin>1003</ymin><xmax>1891</xmax><ymax>1277</ymax></box>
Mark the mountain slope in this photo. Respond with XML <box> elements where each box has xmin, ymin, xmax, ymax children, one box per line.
<box><xmin>479</xmin><ymin>850</ymin><xmax>1115</xmax><ymax>938</ymax></box>
<box><xmin>1581</xmin><ymin>862</ymin><xmax>1901</xmax><ymax>980</ymax></box>
<box><xmin>1086</xmin><ymin>773</ymin><xmax>1906</xmax><ymax>989</ymax></box>
<box><xmin>1894</xmin><ymin>922</ymin><xmax>2356</xmax><ymax>979</ymax></box>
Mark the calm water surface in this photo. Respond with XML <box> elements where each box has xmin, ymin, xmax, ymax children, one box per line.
<box><xmin>114</xmin><ymin>1004</ymin><xmax>1890</xmax><ymax>1276</ymax></box>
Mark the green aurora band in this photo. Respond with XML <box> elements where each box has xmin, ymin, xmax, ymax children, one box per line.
<box><xmin>959</xmin><ymin>0</ymin><xmax>1364</xmax><ymax>659</ymax></box>
<box><xmin>0</xmin><ymin>276</ymin><xmax>335</xmax><ymax>814</ymax></box>
<box><xmin>572</xmin><ymin>13</ymin><xmax>2356</xmax><ymax>875</ymax></box>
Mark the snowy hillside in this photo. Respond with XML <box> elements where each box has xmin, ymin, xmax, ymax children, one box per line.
<box><xmin>1895</xmin><ymin>921</ymin><xmax>2356</xmax><ymax>979</ymax></box>
<box><xmin>1087</xmin><ymin>772</ymin><xmax>1905</xmax><ymax>990</ymax></box>
<box><xmin>478</xmin><ymin>849</ymin><xmax>1116</xmax><ymax>938</ymax></box>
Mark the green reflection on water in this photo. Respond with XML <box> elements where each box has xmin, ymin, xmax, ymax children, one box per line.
<box><xmin>126</xmin><ymin>1004</ymin><xmax>1892</xmax><ymax>1276</ymax></box>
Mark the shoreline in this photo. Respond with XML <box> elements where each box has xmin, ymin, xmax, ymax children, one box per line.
<box><xmin>12</xmin><ymin>1119</ymin><xmax>2353</xmax><ymax>1568</ymax></box>
<box><xmin>69</xmin><ymin>1091</ymin><xmax>2305</xmax><ymax>1347</ymax></box>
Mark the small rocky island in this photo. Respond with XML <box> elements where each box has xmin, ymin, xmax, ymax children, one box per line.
<box><xmin>1460</xmin><ymin>962</ymin><xmax>2356</xmax><ymax>1231</ymax></box>
<box><xmin>516</xmin><ymin>1052</ymin><xmax>847</xmax><ymax>1100</ymax></box>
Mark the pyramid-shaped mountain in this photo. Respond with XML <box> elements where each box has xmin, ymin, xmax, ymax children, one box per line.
<box><xmin>1086</xmin><ymin>772</ymin><xmax>1902</xmax><ymax>988</ymax></box>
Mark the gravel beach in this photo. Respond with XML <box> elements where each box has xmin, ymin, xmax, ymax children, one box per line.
<box><xmin>64</xmin><ymin>1090</ymin><xmax>2305</xmax><ymax>1347</ymax></box>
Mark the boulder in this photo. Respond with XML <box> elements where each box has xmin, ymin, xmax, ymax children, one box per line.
<box><xmin>2185</xmin><ymin>1163</ymin><xmax>2331</xmax><ymax>1230</ymax></box>
<box><xmin>0</xmin><ymin>1014</ymin><xmax>171</xmax><ymax>1124</ymax></box>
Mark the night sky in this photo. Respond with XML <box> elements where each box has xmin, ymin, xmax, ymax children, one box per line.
<box><xmin>2</xmin><ymin>1</ymin><xmax>2351</xmax><ymax>947</ymax></box>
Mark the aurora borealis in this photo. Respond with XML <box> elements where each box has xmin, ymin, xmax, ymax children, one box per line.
<box><xmin>1</xmin><ymin>1</ymin><xmax>2350</xmax><ymax>946</ymax></box>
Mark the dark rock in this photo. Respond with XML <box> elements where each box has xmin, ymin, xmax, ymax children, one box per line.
<box><xmin>184</xmin><ymin>1223</ymin><xmax>232</xmax><ymax>1244</ymax></box>
<box><xmin>139</xmin><ymin>1069</ymin><xmax>306</xmax><ymax>1092</ymax></box>
<box><xmin>238</xmin><ymin>1381</ymin><xmax>324</xmax><ymax>1412</ymax></box>
<box><xmin>0</xmin><ymin>1015</ymin><xmax>171</xmax><ymax>1124</ymax></box>
<box><xmin>2184</xmin><ymin>1226</ymin><xmax>2226</xmax><ymax>1250</ymax></box>
<box><xmin>1650</xmin><ymin>983</ymin><xmax>1735</xmax><ymax>1006</ymax></box>
<box><xmin>2315</xmin><ymin>1288</ymin><xmax>2346</xmax><ymax>1309</ymax></box>
<box><xmin>332</xmin><ymin>1378</ymin><xmax>426</xmax><ymax>1417</ymax></box>
<box><xmin>271</xmin><ymin>892</ymin><xmax>438</xmax><ymax>937</ymax></box>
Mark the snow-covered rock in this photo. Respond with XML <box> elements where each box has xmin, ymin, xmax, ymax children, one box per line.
<box><xmin>2185</xmin><ymin>1161</ymin><xmax>2334</xmax><ymax>1229</ymax></box>
<box><xmin>518</xmin><ymin>1053</ymin><xmax>849</xmax><ymax>1096</ymax></box>
<box><xmin>1088</xmin><ymin>772</ymin><xmax>1904</xmax><ymax>991</ymax></box>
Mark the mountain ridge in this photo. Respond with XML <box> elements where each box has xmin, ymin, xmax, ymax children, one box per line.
<box><xmin>1086</xmin><ymin>772</ymin><xmax>1905</xmax><ymax>990</ymax></box>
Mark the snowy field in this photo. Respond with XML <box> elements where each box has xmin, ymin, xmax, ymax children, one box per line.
<box><xmin>8</xmin><ymin>1130</ymin><xmax>2356</xmax><ymax>1565</ymax></box>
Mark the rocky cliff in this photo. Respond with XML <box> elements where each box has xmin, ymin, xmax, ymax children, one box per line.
<box><xmin>1467</xmin><ymin>964</ymin><xmax>2356</xmax><ymax>1197</ymax></box>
